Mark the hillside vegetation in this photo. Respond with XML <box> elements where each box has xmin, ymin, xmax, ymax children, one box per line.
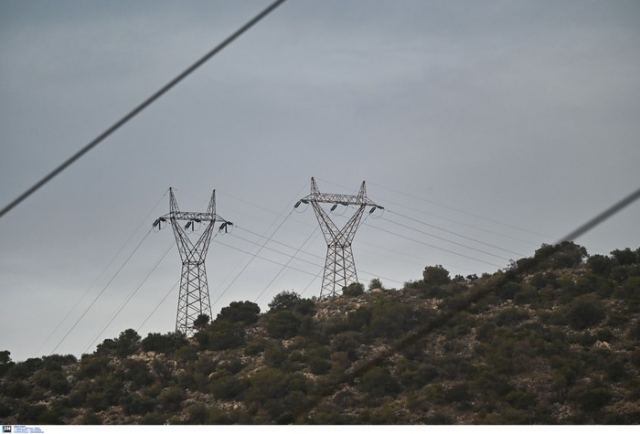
<box><xmin>1</xmin><ymin>243</ymin><xmax>640</xmax><ymax>424</ymax></box>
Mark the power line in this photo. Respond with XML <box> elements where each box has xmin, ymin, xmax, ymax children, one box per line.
<box><xmin>363</xmin><ymin>221</ymin><xmax>503</xmax><ymax>268</ymax></box>
<box><xmin>379</xmin><ymin>215</ymin><xmax>511</xmax><ymax>261</ymax></box>
<box><xmin>215</xmin><ymin>238</ymin><xmax>318</xmax><ymax>278</ymax></box>
<box><xmin>231</xmin><ymin>225</ymin><xmax>404</xmax><ymax>285</ymax></box>
<box><xmin>49</xmin><ymin>228</ymin><xmax>153</xmax><ymax>354</ymax></box>
<box><xmin>386</xmin><ymin>209</ymin><xmax>526</xmax><ymax>257</ymax></box>
<box><xmin>37</xmin><ymin>190</ymin><xmax>168</xmax><ymax>354</ymax></box>
<box><xmin>210</xmin><ymin>208</ymin><xmax>295</xmax><ymax>308</ymax></box>
<box><xmin>0</xmin><ymin>0</ymin><xmax>288</xmax><ymax>220</ymax></box>
<box><xmin>254</xmin><ymin>227</ymin><xmax>320</xmax><ymax>302</ymax></box>
<box><xmin>368</xmin><ymin>180</ymin><xmax>549</xmax><ymax>238</ymax></box>
<box><xmin>294</xmin><ymin>183</ymin><xmax>640</xmax><ymax>421</ymax></box>
<box><xmin>136</xmin><ymin>279</ymin><xmax>180</xmax><ymax>334</ymax></box>
<box><xmin>229</xmin><ymin>231</ymin><xmax>323</xmax><ymax>269</ymax></box>
<box><xmin>558</xmin><ymin>186</ymin><xmax>640</xmax><ymax>243</ymax></box>
<box><xmin>371</xmin><ymin>192</ymin><xmax>540</xmax><ymax>247</ymax></box>
<box><xmin>84</xmin><ymin>242</ymin><xmax>175</xmax><ymax>353</ymax></box>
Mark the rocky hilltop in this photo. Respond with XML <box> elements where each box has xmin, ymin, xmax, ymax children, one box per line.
<box><xmin>1</xmin><ymin>242</ymin><xmax>639</xmax><ymax>424</ymax></box>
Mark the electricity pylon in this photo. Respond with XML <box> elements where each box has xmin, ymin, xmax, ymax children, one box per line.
<box><xmin>296</xmin><ymin>177</ymin><xmax>383</xmax><ymax>298</ymax></box>
<box><xmin>154</xmin><ymin>188</ymin><xmax>232</xmax><ymax>335</ymax></box>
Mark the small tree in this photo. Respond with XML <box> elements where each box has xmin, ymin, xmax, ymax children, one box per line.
<box><xmin>193</xmin><ymin>314</ymin><xmax>210</xmax><ymax>330</ymax></box>
<box><xmin>116</xmin><ymin>329</ymin><xmax>141</xmax><ymax>357</ymax></box>
<box><xmin>423</xmin><ymin>265</ymin><xmax>451</xmax><ymax>285</ymax></box>
<box><xmin>566</xmin><ymin>296</ymin><xmax>605</xmax><ymax>330</ymax></box>
<box><xmin>269</xmin><ymin>291</ymin><xmax>315</xmax><ymax>316</ymax></box>
<box><xmin>368</xmin><ymin>278</ymin><xmax>384</xmax><ymax>290</ymax></box>
<box><xmin>269</xmin><ymin>291</ymin><xmax>303</xmax><ymax>311</ymax></box>
<box><xmin>266</xmin><ymin>311</ymin><xmax>301</xmax><ymax>339</ymax></box>
<box><xmin>611</xmin><ymin>248</ymin><xmax>638</xmax><ymax>265</ymax></box>
<box><xmin>342</xmin><ymin>282</ymin><xmax>365</xmax><ymax>297</ymax></box>
<box><xmin>217</xmin><ymin>301</ymin><xmax>260</xmax><ymax>325</ymax></box>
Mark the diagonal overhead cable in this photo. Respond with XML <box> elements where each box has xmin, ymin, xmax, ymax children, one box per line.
<box><xmin>558</xmin><ymin>186</ymin><xmax>640</xmax><ymax>243</ymax></box>
<box><xmin>37</xmin><ymin>190</ymin><xmax>168</xmax><ymax>354</ymax></box>
<box><xmin>84</xmin><ymin>242</ymin><xmax>175</xmax><ymax>353</ymax></box>
<box><xmin>294</xmin><ymin>185</ymin><xmax>640</xmax><ymax>421</ymax></box>
<box><xmin>49</xmin><ymin>227</ymin><xmax>153</xmax><ymax>354</ymax></box>
<box><xmin>0</xmin><ymin>0</ymin><xmax>287</xmax><ymax>220</ymax></box>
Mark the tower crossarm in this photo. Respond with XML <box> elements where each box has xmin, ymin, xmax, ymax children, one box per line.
<box><xmin>301</xmin><ymin>192</ymin><xmax>379</xmax><ymax>208</ymax></box>
<box><xmin>158</xmin><ymin>211</ymin><xmax>230</xmax><ymax>223</ymax></box>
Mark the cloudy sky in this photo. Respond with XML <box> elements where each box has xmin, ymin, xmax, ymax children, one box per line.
<box><xmin>1</xmin><ymin>0</ymin><xmax>639</xmax><ymax>360</ymax></box>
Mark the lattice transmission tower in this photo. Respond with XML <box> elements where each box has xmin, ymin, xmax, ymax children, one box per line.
<box><xmin>153</xmin><ymin>188</ymin><xmax>232</xmax><ymax>335</ymax></box>
<box><xmin>296</xmin><ymin>177</ymin><xmax>383</xmax><ymax>298</ymax></box>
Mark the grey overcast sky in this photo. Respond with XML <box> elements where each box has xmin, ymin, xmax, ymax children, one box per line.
<box><xmin>1</xmin><ymin>0</ymin><xmax>639</xmax><ymax>360</ymax></box>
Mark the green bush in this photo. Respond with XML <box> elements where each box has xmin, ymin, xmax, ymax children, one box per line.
<box><xmin>193</xmin><ymin>314</ymin><xmax>210</xmax><ymax>330</ymax></box>
<box><xmin>159</xmin><ymin>386</ymin><xmax>185</xmax><ymax>412</ymax></box>
<box><xmin>369</xmin><ymin>278</ymin><xmax>384</xmax><ymax>290</ymax></box>
<box><xmin>569</xmin><ymin>385</ymin><xmax>612</xmax><ymax>412</ymax></box>
<box><xmin>588</xmin><ymin>255</ymin><xmax>613</xmax><ymax>275</ymax></box>
<box><xmin>423</xmin><ymin>265</ymin><xmax>451</xmax><ymax>285</ymax></box>
<box><xmin>358</xmin><ymin>366</ymin><xmax>400</xmax><ymax>397</ymax></box>
<box><xmin>196</xmin><ymin>320</ymin><xmax>245</xmax><ymax>350</ymax></box>
<box><xmin>611</xmin><ymin>248</ymin><xmax>638</xmax><ymax>265</ymax></box>
<box><xmin>266</xmin><ymin>311</ymin><xmax>301</xmax><ymax>339</ymax></box>
<box><xmin>566</xmin><ymin>296</ymin><xmax>606</xmax><ymax>330</ymax></box>
<box><xmin>210</xmin><ymin>375</ymin><xmax>248</xmax><ymax>400</ymax></box>
<box><xmin>263</xmin><ymin>343</ymin><xmax>288</xmax><ymax>368</ymax></box>
<box><xmin>495</xmin><ymin>308</ymin><xmax>529</xmax><ymax>327</ymax></box>
<box><xmin>141</xmin><ymin>332</ymin><xmax>188</xmax><ymax>354</ymax></box>
<box><xmin>246</xmin><ymin>368</ymin><xmax>307</xmax><ymax>403</ymax></box>
<box><xmin>306</xmin><ymin>346</ymin><xmax>331</xmax><ymax>375</ymax></box>
<box><xmin>0</xmin><ymin>351</ymin><xmax>14</xmax><ymax>377</ymax></box>
<box><xmin>121</xmin><ymin>393</ymin><xmax>156</xmax><ymax>415</ymax></box>
<box><xmin>217</xmin><ymin>301</ymin><xmax>260</xmax><ymax>325</ymax></box>
<box><xmin>342</xmin><ymin>282</ymin><xmax>365</xmax><ymax>297</ymax></box>
<box><xmin>269</xmin><ymin>291</ymin><xmax>315</xmax><ymax>317</ymax></box>
<box><xmin>122</xmin><ymin>360</ymin><xmax>153</xmax><ymax>389</ymax></box>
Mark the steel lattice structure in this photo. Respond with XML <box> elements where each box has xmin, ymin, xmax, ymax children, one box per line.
<box><xmin>154</xmin><ymin>188</ymin><xmax>232</xmax><ymax>335</ymax></box>
<box><xmin>296</xmin><ymin>177</ymin><xmax>383</xmax><ymax>297</ymax></box>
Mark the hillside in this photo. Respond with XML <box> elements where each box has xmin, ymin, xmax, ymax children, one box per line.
<box><xmin>1</xmin><ymin>242</ymin><xmax>639</xmax><ymax>424</ymax></box>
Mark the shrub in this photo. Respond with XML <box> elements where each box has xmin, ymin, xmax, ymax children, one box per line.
<box><xmin>588</xmin><ymin>255</ymin><xmax>613</xmax><ymax>275</ymax></box>
<box><xmin>121</xmin><ymin>393</ymin><xmax>156</xmax><ymax>415</ymax></box>
<box><xmin>186</xmin><ymin>403</ymin><xmax>208</xmax><ymax>424</ymax></box>
<box><xmin>534</xmin><ymin>242</ymin><xmax>587</xmax><ymax>269</ymax></box>
<box><xmin>423</xmin><ymin>265</ymin><xmax>451</xmax><ymax>285</ymax></box>
<box><xmin>306</xmin><ymin>347</ymin><xmax>331</xmax><ymax>375</ymax></box>
<box><xmin>0</xmin><ymin>351</ymin><xmax>14</xmax><ymax>377</ymax></box>
<box><xmin>331</xmin><ymin>331</ymin><xmax>363</xmax><ymax>360</ymax></box>
<box><xmin>263</xmin><ymin>343</ymin><xmax>288</xmax><ymax>368</ymax></box>
<box><xmin>369</xmin><ymin>278</ymin><xmax>384</xmax><ymax>290</ymax></box>
<box><xmin>210</xmin><ymin>375</ymin><xmax>248</xmax><ymax>400</ymax></box>
<box><xmin>496</xmin><ymin>282</ymin><xmax>521</xmax><ymax>300</ymax></box>
<box><xmin>122</xmin><ymin>360</ymin><xmax>153</xmax><ymax>389</ymax></box>
<box><xmin>116</xmin><ymin>329</ymin><xmax>141</xmax><ymax>357</ymax></box>
<box><xmin>566</xmin><ymin>297</ymin><xmax>606</xmax><ymax>330</ymax></box>
<box><xmin>358</xmin><ymin>367</ymin><xmax>400</xmax><ymax>397</ymax></box>
<box><xmin>78</xmin><ymin>356</ymin><xmax>109</xmax><ymax>379</ymax></box>
<box><xmin>266</xmin><ymin>311</ymin><xmax>301</xmax><ymax>339</ymax></box>
<box><xmin>193</xmin><ymin>314</ymin><xmax>210</xmax><ymax>330</ymax></box>
<box><xmin>159</xmin><ymin>386</ymin><xmax>185</xmax><ymax>412</ymax></box>
<box><xmin>611</xmin><ymin>248</ymin><xmax>638</xmax><ymax>266</ymax></box>
<box><xmin>367</xmin><ymin>299</ymin><xmax>415</xmax><ymax>338</ymax></box>
<box><xmin>494</xmin><ymin>308</ymin><xmax>529</xmax><ymax>327</ymax></box>
<box><xmin>342</xmin><ymin>282</ymin><xmax>365</xmax><ymax>297</ymax></box>
<box><xmin>246</xmin><ymin>368</ymin><xmax>307</xmax><ymax>403</ymax></box>
<box><xmin>217</xmin><ymin>301</ymin><xmax>260</xmax><ymax>325</ymax></box>
<box><xmin>269</xmin><ymin>291</ymin><xmax>315</xmax><ymax>316</ymax></box>
<box><xmin>141</xmin><ymin>332</ymin><xmax>188</xmax><ymax>354</ymax></box>
<box><xmin>569</xmin><ymin>385</ymin><xmax>612</xmax><ymax>412</ymax></box>
<box><xmin>196</xmin><ymin>320</ymin><xmax>245</xmax><ymax>350</ymax></box>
